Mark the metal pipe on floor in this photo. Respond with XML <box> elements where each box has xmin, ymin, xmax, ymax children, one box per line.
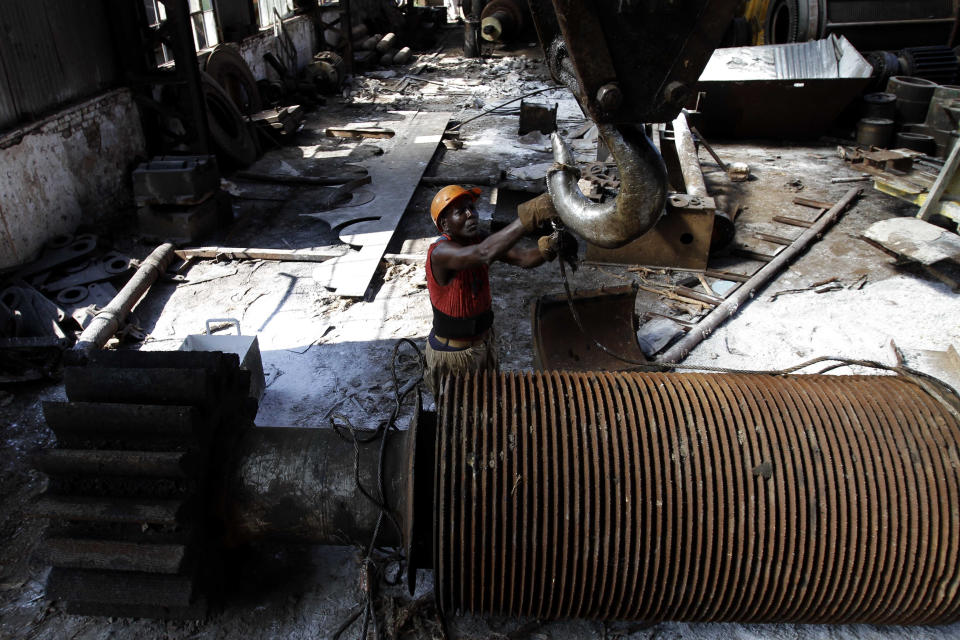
<box><xmin>73</xmin><ymin>243</ymin><xmax>176</xmax><ymax>356</ymax></box>
<box><xmin>658</xmin><ymin>188</ymin><xmax>861</xmax><ymax>364</ymax></box>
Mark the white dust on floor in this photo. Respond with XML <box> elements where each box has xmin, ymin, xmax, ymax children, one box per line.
<box><xmin>686</xmin><ymin>274</ymin><xmax>960</xmax><ymax>383</ymax></box>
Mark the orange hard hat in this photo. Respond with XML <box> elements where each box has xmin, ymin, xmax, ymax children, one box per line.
<box><xmin>430</xmin><ymin>185</ymin><xmax>482</xmax><ymax>231</ymax></box>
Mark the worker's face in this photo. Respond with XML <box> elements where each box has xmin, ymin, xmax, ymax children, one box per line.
<box><xmin>440</xmin><ymin>199</ymin><xmax>479</xmax><ymax>240</ymax></box>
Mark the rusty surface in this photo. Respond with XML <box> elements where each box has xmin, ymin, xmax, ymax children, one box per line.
<box><xmin>529</xmin><ymin>0</ymin><xmax>737</xmax><ymax>124</ymax></box>
<box><xmin>584</xmin><ymin>206</ymin><xmax>715</xmax><ymax>270</ymax></box>
<box><xmin>434</xmin><ymin>370</ymin><xmax>960</xmax><ymax>623</ymax></box>
<box><xmin>530</xmin><ymin>285</ymin><xmax>646</xmax><ymax>371</ymax></box>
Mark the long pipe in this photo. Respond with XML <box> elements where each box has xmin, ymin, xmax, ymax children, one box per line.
<box><xmin>74</xmin><ymin>243</ymin><xmax>176</xmax><ymax>356</ymax></box>
<box><xmin>658</xmin><ymin>188</ymin><xmax>861</xmax><ymax>364</ymax></box>
<box><xmin>672</xmin><ymin>111</ymin><xmax>707</xmax><ymax>197</ymax></box>
<box><xmin>548</xmin><ymin>124</ymin><xmax>668</xmax><ymax>248</ymax></box>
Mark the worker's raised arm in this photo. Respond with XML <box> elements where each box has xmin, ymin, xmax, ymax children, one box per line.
<box><xmin>429</xmin><ymin>187</ymin><xmax>560</xmax><ymax>284</ymax></box>
<box><xmin>431</xmin><ymin>218</ymin><xmax>528</xmax><ymax>273</ymax></box>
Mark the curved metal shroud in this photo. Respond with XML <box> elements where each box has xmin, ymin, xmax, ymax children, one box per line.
<box><xmin>548</xmin><ymin>124</ymin><xmax>667</xmax><ymax>248</ymax></box>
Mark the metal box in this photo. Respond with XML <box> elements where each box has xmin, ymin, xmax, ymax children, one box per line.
<box><xmin>179</xmin><ymin>318</ymin><xmax>265</xmax><ymax>401</ymax></box>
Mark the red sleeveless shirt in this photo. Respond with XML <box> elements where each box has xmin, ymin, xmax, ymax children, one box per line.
<box><xmin>426</xmin><ymin>236</ymin><xmax>493</xmax><ymax>338</ymax></box>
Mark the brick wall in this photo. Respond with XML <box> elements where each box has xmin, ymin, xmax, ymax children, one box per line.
<box><xmin>0</xmin><ymin>89</ymin><xmax>146</xmax><ymax>269</ymax></box>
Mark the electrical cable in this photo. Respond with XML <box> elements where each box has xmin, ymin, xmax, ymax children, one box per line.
<box><xmin>329</xmin><ymin>337</ymin><xmax>426</xmax><ymax>640</ymax></box>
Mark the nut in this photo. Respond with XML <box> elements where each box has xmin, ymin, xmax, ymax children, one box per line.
<box><xmin>596</xmin><ymin>83</ymin><xmax>623</xmax><ymax>112</ymax></box>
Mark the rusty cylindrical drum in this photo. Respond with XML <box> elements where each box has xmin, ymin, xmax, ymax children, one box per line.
<box><xmin>433</xmin><ymin>371</ymin><xmax>960</xmax><ymax>624</ymax></box>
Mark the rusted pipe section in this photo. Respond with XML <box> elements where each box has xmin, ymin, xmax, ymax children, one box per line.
<box><xmin>658</xmin><ymin>188</ymin><xmax>861</xmax><ymax>364</ymax></box>
<box><xmin>672</xmin><ymin>111</ymin><xmax>707</xmax><ymax>197</ymax></box>
<box><xmin>434</xmin><ymin>369</ymin><xmax>960</xmax><ymax>624</ymax></box>
<box><xmin>74</xmin><ymin>243</ymin><xmax>176</xmax><ymax>356</ymax></box>
<box><xmin>225</xmin><ymin>426</ymin><xmax>409</xmax><ymax>547</ymax></box>
<box><xmin>548</xmin><ymin>124</ymin><xmax>667</xmax><ymax>248</ymax></box>
<box><xmin>480</xmin><ymin>0</ymin><xmax>526</xmax><ymax>42</ymax></box>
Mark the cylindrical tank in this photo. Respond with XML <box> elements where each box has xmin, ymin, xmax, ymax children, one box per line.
<box><xmin>227</xmin><ymin>426</ymin><xmax>409</xmax><ymax>547</ymax></box>
<box><xmin>434</xmin><ymin>370</ymin><xmax>960</xmax><ymax>624</ymax></box>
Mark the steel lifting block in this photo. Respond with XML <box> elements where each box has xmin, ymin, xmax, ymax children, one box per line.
<box><xmin>132</xmin><ymin>156</ymin><xmax>220</xmax><ymax>206</ymax></box>
<box><xmin>137</xmin><ymin>198</ymin><xmax>220</xmax><ymax>245</ymax></box>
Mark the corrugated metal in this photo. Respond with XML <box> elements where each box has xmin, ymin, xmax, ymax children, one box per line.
<box><xmin>0</xmin><ymin>0</ymin><xmax>121</xmax><ymax>131</ymax></box>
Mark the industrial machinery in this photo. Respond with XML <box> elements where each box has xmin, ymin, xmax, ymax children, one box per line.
<box><xmin>29</xmin><ymin>349</ymin><xmax>960</xmax><ymax>625</ymax></box>
<box><xmin>521</xmin><ymin>0</ymin><xmax>738</xmax><ymax>250</ymax></box>
<box><xmin>27</xmin><ymin>0</ymin><xmax>960</xmax><ymax>630</ymax></box>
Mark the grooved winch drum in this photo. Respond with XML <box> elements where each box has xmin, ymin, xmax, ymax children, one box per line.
<box><xmin>434</xmin><ymin>371</ymin><xmax>960</xmax><ymax>624</ymax></box>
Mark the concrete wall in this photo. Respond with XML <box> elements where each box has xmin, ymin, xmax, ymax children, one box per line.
<box><xmin>238</xmin><ymin>15</ymin><xmax>318</xmax><ymax>82</ymax></box>
<box><xmin>0</xmin><ymin>89</ymin><xmax>145</xmax><ymax>269</ymax></box>
<box><xmin>0</xmin><ymin>17</ymin><xmax>316</xmax><ymax>270</ymax></box>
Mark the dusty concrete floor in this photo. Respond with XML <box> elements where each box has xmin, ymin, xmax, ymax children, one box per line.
<box><xmin>3</xmin><ymin>27</ymin><xmax>960</xmax><ymax>640</ymax></box>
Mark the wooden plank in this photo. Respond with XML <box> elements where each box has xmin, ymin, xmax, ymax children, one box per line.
<box><xmin>675</xmin><ymin>285</ymin><xmax>722</xmax><ymax>306</ymax></box>
<box><xmin>175</xmin><ymin>246</ymin><xmax>425</xmax><ymax>264</ymax></box>
<box><xmin>792</xmin><ymin>196</ymin><xmax>834</xmax><ymax>209</ymax></box>
<box><xmin>313</xmin><ymin>111</ymin><xmax>450</xmax><ymax>297</ymax></box>
<box><xmin>918</xmin><ymin>138</ymin><xmax>960</xmax><ymax>221</ymax></box>
<box><xmin>176</xmin><ymin>246</ymin><xmax>346</xmax><ymax>262</ymax></box>
<box><xmin>38</xmin><ymin>538</ymin><xmax>188</xmax><ymax>574</ymax></box>
<box><xmin>703</xmin><ymin>269</ymin><xmax>751</xmax><ymax>283</ymax></box>
<box><xmin>755</xmin><ymin>232</ymin><xmax>795</xmax><ymax>246</ymax></box>
<box><xmin>325</xmin><ymin>127</ymin><xmax>395</xmax><ymax>139</ymax></box>
<box><xmin>773</xmin><ymin>215</ymin><xmax>813</xmax><ymax>228</ymax></box>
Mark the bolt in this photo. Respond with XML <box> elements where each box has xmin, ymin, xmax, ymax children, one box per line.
<box><xmin>596</xmin><ymin>83</ymin><xmax>623</xmax><ymax>112</ymax></box>
<box><xmin>664</xmin><ymin>81</ymin><xmax>691</xmax><ymax>106</ymax></box>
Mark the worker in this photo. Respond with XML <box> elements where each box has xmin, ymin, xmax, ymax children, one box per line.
<box><xmin>424</xmin><ymin>185</ymin><xmax>575</xmax><ymax>395</ymax></box>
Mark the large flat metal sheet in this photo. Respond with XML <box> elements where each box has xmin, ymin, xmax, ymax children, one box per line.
<box><xmin>310</xmin><ymin>111</ymin><xmax>449</xmax><ymax>297</ymax></box>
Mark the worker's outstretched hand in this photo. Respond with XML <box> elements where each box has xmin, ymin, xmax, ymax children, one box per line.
<box><xmin>538</xmin><ymin>230</ymin><xmax>579</xmax><ymax>271</ymax></box>
<box><xmin>517</xmin><ymin>193</ymin><xmax>559</xmax><ymax>232</ymax></box>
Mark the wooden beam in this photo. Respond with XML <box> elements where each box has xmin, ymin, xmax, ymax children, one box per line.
<box><xmin>325</xmin><ymin>127</ymin><xmax>395</xmax><ymax>139</ymax></box>
<box><xmin>175</xmin><ymin>246</ymin><xmax>424</xmax><ymax>264</ymax></box>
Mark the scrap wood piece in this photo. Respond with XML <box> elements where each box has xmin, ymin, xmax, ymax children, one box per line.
<box><xmin>175</xmin><ymin>246</ymin><xmax>425</xmax><ymax>264</ymax></box>
<box><xmin>704</xmin><ymin>269</ymin><xmax>750</xmax><ymax>283</ymax></box>
<box><xmin>312</xmin><ymin>111</ymin><xmax>451</xmax><ymax>297</ymax></box>
<box><xmin>918</xmin><ymin>134</ymin><xmax>960</xmax><ymax>221</ymax></box>
<box><xmin>792</xmin><ymin>196</ymin><xmax>834</xmax><ymax>210</ymax></box>
<box><xmin>658</xmin><ymin>187</ymin><xmax>862</xmax><ymax>365</ymax></box>
<box><xmin>325</xmin><ymin>127</ymin><xmax>395</xmax><ymax>139</ymax></box>
<box><xmin>176</xmin><ymin>246</ymin><xmax>346</xmax><ymax>262</ymax></box>
<box><xmin>773</xmin><ymin>215</ymin><xmax>814</xmax><ymax>228</ymax></box>
<box><xmin>755</xmin><ymin>232</ymin><xmax>795</xmax><ymax>246</ymax></box>
<box><xmin>636</xmin><ymin>283</ymin><xmax>712</xmax><ymax>310</ymax></box>
<box><xmin>863</xmin><ymin>217</ymin><xmax>960</xmax><ymax>266</ymax></box>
